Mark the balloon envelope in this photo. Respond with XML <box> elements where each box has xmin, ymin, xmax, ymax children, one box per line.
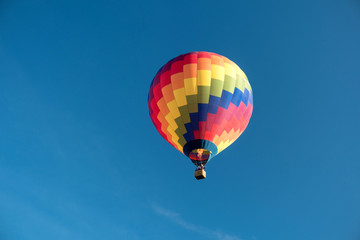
<box><xmin>148</xmin><ymin>52</ymin><xmax>253</xmax><ymax>167</ymax></box>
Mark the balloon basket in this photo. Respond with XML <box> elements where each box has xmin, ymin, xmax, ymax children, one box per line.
<box><xmin>195</xmin><ymin>169</ymin><xmax>206</xmax><ymax>180</ymax></box>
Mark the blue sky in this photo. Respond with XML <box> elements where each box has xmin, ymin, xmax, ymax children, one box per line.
<box><xmin>1</xmin><ymin>0</ymin><xmax>360</xmax><ymax>240</ymax></box>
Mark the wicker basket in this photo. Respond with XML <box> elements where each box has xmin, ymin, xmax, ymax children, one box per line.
<box><xmin>195</xmin><ymin>169</ymin><xmax>206</xmax><ymax>180</ymax></box>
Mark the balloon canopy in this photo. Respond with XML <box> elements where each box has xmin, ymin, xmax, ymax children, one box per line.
<box><xmin>148</xmin><ymin>52</ymin><xmax>253</xmax><ymax>169</ymax></box>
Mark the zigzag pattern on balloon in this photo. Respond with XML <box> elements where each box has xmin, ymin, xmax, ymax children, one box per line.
<box><xmin>148</xmin><ymin>52</ymin><xmax>253</xmax><ymax>157</ymax></box>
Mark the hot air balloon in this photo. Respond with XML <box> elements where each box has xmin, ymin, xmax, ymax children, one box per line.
<box><xmin>148</xmin><ymin>52</ymin><xmax>253</xmax><ymax>180</ymax></box>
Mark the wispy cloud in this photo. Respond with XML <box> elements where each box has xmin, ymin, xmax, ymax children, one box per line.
<box><xmin>151</xmin><ymin>203</ymin><xmax>243</xmax><ymax>240</ymax></box>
